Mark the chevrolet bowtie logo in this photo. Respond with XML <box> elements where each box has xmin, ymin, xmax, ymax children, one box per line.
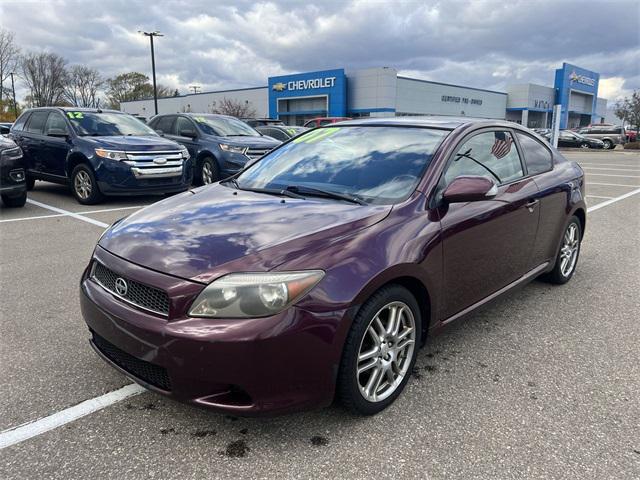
<box><xmin>272</xmin><ymin>82</ymin><xmax>286</xmax><ymax>92</ymax></box>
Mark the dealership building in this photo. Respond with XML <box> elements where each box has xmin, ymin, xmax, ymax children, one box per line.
<box><xmin>122</xmin><ymin>63</ymin><xmax>607</xmax><ymax>129</ymax></box>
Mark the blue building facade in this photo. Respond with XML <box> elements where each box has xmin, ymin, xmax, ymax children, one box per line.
<box><xmin>554</xmin><ymin>63</ymin><xmax>600</xmax><ymax>129</ymax></box>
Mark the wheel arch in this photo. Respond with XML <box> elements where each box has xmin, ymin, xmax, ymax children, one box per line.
<box><xmin>65</xmin><ymin>152</ymin><xmax>91</xmax><ymax>177</ymax></box>
<box><xmin>573</xmin><ymin>207</ymin><xmax>586</xmax><ymax>236</ymax></box>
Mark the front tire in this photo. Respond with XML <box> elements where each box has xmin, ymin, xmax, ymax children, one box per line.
<box><xmin>71</xmin><ymin>164</ymin><xmax>104</xmax><ymax>205</ymax></box>
<box><xmin>579</xmin><ymin>142</ymin><xmax>590</xmax><ymax>149</ymax></box>
<box><xmin>1</xmin><ymin>191</ymin><xmax>27</xmax><ymax>207</ymax></box>
<box><xmin>602</xmin><ymin>139</ymin><xmax>613</xmax><ymax>150</ymax></box>
<box><xmin>195</xmin><ymin>156</ymin><xmax>220</xmax><ymax>186</ymax></box>
<box><xmin>337</xmin><ymin>285</ymin><xmax>421</xmax><ymax>415</ymax></box>
<box><xmin>544</xmin><ymin>216</ymin><xmax>582</xmax><ymax>285</ymax></box>
<box><xmin>25</xmin><ymin>175</ymin><xmax>35</xmax><ymax>191</ymax></box>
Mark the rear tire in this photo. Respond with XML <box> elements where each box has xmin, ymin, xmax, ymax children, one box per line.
<box><xmin>543</xmin><ymin>216</ymin><xmax>582</xmax><ymax>285</ymax></box>
<box><xmin>579</xmin><ymin>143</ymin><xmax>590</xmax><ymax>149</ymax></box>
<box><xmin>1</xmin><ymin>191</ymin><xmax>27</xmax><ymax>207</ymax></box>
<box><xmin>195</xmin><ymin>157</ymin><xmax>220</xmax><ymax>186</ymax></box>
<box><xmin>602</xmin><ymin>139</ymin><xmax>613</xmax><ymax>150</ymax></box>
<box><xmin>71</xmin><ymin>164</ymin><xmax>104</xmax><ymax>205</ymax></box>
<box><xmin>337</xmin><ymin>285</ymin><xmax>421</xmax><ymax>415</ymax></box>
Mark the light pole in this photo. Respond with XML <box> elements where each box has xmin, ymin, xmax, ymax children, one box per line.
<box><xmin>9</xmin><ymin>72</ymin><xmax>17</xmax><ymax>120</ymax></box>
<box><xmin>139</xmin><ymin>30</ymin><xmax>163</xmax><ymax>115</ymax></box>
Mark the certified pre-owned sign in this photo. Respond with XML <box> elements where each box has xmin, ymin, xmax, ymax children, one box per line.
<box><xmin>273</xmin><ymin>77</ymin><xmax>337</xmax><ymax>92</ymax></box>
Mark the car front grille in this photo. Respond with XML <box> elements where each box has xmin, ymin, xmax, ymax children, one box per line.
<box><xmin>246</xmin><ymin>147</ymin><xmax>271</xmax><ymax>160</ymax></box>
<box><xmin>123</xmin><ymin>150</ymin><xmax>184</xmax><ymax>178</ymax></box>
<box><xmin>92</xmin><ymin>261</ymin><xmax>170</xmax><ymax>316</ymax></box>
<box><xmin>92</xmin><ymin>331</ymin><xmax>172</xmax><ymax>391</ymax></box>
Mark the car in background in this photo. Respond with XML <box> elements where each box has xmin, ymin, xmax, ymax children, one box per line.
<box><xmin>303</xmin><ymin>117</ymin><xmax>352</xmax><ymax>128</ymax></box>
<box><xmin>541</xmin><ymin>130</ymin><xmax>604</xmax><ymax>149</ymax></box>
<box><xmin>625</xmin><ymin>127</ymin><xmax>637</xmax><ymax>143</ymax></box>
<box><xmin>256</xmin><ymin>125</ymin><xmax>308</xmax><ymax>142</ymax></box>
<box><xmin>0</xmin><ymin>135</ymin><xmax>27</xmax><ymax>207</ymax></box>
<box><xmin>533</xmin><ymin>128</ymin><xmax>551</xmax><ymax>136</ymax></box>
<box><xmin>148</xmin><ymin>113</ymin><xmax>281</xmax><ymax>185</ymax></box>
<box><xmin>577</xmin><ymin>125</ymin><xmax>626</xmax><ymax>149</ymax></box>
<box><xmin>81</xmin><ymin>117</ymin><xmax>586</xmax><ymax>416</ymax></box>
<box><xmin>242</xmin><ymin>118</ymin><xmax>285</xmax><ymax>128</ymax></box>
<box><xmin>1</xmin><ymin>122</ymin><xmax>12</xmax><ymax>136</ymax></box>
<box><xmin>10</xmin><ymin>108</ymin><xmax>191</xmax><ymax>204</ymax></box>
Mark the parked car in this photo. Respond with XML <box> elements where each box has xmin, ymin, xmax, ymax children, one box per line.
<box><xmin>255</xmin><ymin>125</ymin><xmax>308</xmax><ymax>142</ymax></box>
<box><xmin>0</xmin><ymin>136</ymin><xmax>27</xmax><ymax>207</ymax></box>
<box><xmin>81</xmin><ymin>117</ymin><xmax>586</xmax><ymax>416</ymax></box>
<box><xmin>542</xmin><ymin>130</ymin><xmax>604</xmax><ymax>149</ymax></box>
<box><xmin>10</xmin><ymin>108</ymin><xmax>191</xmax><ymax>204</ymax></box>
<box><xmin>148</xmin><ymin>113</ymin><xmax>281</xmax><ymax>185</ymax></box>
<box><xmin>625</xmin><ymin>127</ymin><xmax>637</xmax><ymax>143</ymax></box>
<box><xmin>303</xmin><ymin>117</ymin><xmax>352</xmax><ymax>128</ymax></box>
<box><xmin>1</xmin><ymin>122</ymin><xmax>12</xmax><ymax>136</ymax></box>
<box><xmin>242</xmin><ymin>118</ymin><xmax>285</xmax><ymax>128</ymax></box>
<box><xmin>577</xmin><ymin>125</ymin><xmax>626</xmax><ymax>149</ymax></box>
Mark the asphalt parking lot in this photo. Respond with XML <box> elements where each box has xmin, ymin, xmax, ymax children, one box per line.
<box><xmin>1</xmin><ymin>149</ymin><xmax>639</xmax><ymax>479</ymax></box>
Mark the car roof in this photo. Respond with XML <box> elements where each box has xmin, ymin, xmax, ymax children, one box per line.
<box><xmin>331</xmin><ymin>116</ymin><xmax>523</xmax><ymax>130</ymax></box>
<box><xmin>26</xmin><ymin>107</ymin><xmax>123</xmax><ymax>114</ymax></box>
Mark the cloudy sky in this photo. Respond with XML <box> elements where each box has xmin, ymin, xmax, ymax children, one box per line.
<box><xmin>1</xmin><ymin>0</ymin><xmax>638</xmax><ymax>103</ymax></box>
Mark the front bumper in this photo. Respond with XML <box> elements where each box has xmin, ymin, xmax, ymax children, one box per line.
<box><xmin>80</xmin><ymin>248</ymin><xmax>347</xmax><ymax>415</ymax></box>
<box><xmin>94</xmin><ymin>158</ymin><xmax>193</xmax><ymax>195</ymax></box>
<box><xmin>0</xmin><ymin>167</ymin><xmax>26</xmax><ymax>196</ymax></box>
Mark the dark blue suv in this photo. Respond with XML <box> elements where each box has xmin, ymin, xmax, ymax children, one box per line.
<box><xmin>10</xmin><ymin>108</ymin><xmax>192</xmax><ymax>204</ymax></box>
<box><xmin>148</xmin><ymin>113</ymin><xmax>280</xmax><ymax>185</ymax></box>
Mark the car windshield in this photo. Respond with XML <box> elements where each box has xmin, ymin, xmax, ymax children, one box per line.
<box><xmin>235</xmin><ymin>126</ymin><xmax>448</xmax><ymax>205</ymax></box>
<box><xmin>192</xmin><ymin>115</ymin><xmax>260</xmax><ymax>137</ymax></box>
<box><xmin>66</xmin><ymin>111</ymin><xmax>157</xmax><ymax>137</ymax></box>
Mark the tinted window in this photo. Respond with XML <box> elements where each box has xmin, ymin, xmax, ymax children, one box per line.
<box><xmin>192</xmin><ymin>115</ymin><xmax>260</xmax><ymax>136</ymax></box>
<box><xmin>264</xmin><ymin>128</ymin><xmax>288</xmax><ymax>141</ymax></box>
<box><xmin>44</xmin><ymin>112</ymin><xmax>68</xmax><ymax>133</ymax></box>
<box><xmin>12</xmin><ymin>113</ymin><xmax>29</xmax><ymax>132</ymax></box>
<box><xmin>154</xmin><ymin>116</ymin><xmax>175</xmax><ymax>135</ymax></box>
<box><xmin>319</xmin><ymin>120</ymin><xmax>333</xmax><ymax>126</ymax></box>
<box><xmin>446</xmin><ymin>131</ymin><xmax>523</xmax><ymax>185</ymax></box>
<box><xmin>237</xmin><ymin>126</ymin><xmax>448</xmax><ymax>205</ymax></box>
<box><xmin>175</xmin><ymin>117</ymin><xmax>195</xmax><ymax>135</ymax></box>
<box><xmin>25</xmin><ymin>111</ymin><xmax>49</xmax><ymax>134</ymax></box>
<box><xmin>516</xmin><ymin>132</ymin><xmax>553</xmax><ymax>175</ymax></box>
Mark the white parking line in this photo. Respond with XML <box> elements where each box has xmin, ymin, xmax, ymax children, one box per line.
<box><xmin>586</xmin><ymin>195</ymin><xmax>614</xmax><ymax>199</ymax></box>
<box><xmin>578</xmin><ymin>163</ymin><xmax>640</xmax><ymax>168</ymax></box>
<box><xmin>588</xmin><ymin>182</ymin><xmax>640</xmax><ymax>188</ymax></box>
<box><xmin>585</xmin><ymin>173</ymin><xmax>640</xmax><ymax>178</ymax></box>
<box><xmin>25</xmin><ymin>199</ymin><xmax>110</xmax><ymax>228</ymax></box>
<box><xmin>582</xmin><ymin>166</ymin><xmax>640</xmax><ymax>172</ymax></box>
<box><xmin>1</xmin><ymin>184</ymin><xmax>639</xmax><ymax>450</ymax></box>
<box><xmin>0</xmin><ymin>384</ymin><xmax>145</xmax><ymax>450</ymax></box>
<box><xmin>0</xmin><ymin>205</ymin><xmax>142</xmax><ymax>224</ymax></box>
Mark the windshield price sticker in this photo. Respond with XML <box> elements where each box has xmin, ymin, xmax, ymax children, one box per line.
<box><xmin>293</xmin><ymin>127</ymin><xmax>339</xmax><ymax>144</ymax></box>
<box><xmin>66</xmin><ymin>112</ymin><xmax>84</xmax><ymax>119</ymax></box>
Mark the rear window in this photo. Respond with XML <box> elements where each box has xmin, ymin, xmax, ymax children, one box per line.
<box><xmin>515</xmin><ymin>132</ymin><xmax>553</xmax><ymax>175</ymax></box>
<box><xmin>25</xmin><ymin>111</ymin><xmax>49</xmax><ymax>134</ymax></box>
<box><xmin>154</xmin><ymin>116</ymin><xmax>176</xmax><ymax>135</ymax></box>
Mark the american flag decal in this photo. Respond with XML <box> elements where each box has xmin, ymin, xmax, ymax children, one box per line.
<box><xmin>491</xmin><ymin>132</ymin><xmax>513</xmax><ymax>159</ymax></box>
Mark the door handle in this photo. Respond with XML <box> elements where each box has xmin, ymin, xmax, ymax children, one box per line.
<box><xmin>525</xmin><ymin>199</ymin><xmax>539</xmax><ymax>212</ymax></box>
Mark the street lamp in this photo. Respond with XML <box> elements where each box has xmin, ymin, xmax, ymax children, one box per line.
<box><xmin>138</xmin><ymin>30</ymin><xmax>163</xmax><ymax>115</ymax></box>
<box><xmin>9</xmin><ymin>72</ymin><xmax>17</xmax><ymax>120</ymax></box>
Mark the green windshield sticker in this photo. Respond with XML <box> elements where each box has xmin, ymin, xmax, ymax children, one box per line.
<box><xmin>293</xmin><ymin>127</ymin><xmax>339</xmax><ymax>144</ymax></box>
<box><xmin>66</xmin><ymin>112</ymin><xmax>84</xmax><ymax>119</ymax></box>
<box><xmin>194</xmin><ymin>116</ymin><xmax>207</xmax><ymax>123</ymax></box>
<box><xmin>286</xmin><ymin>128</ymin><xmax>297</xmax><ymax>135</ymax></box>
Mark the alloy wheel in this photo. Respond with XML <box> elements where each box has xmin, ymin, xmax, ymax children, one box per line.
<box><xmin>560</xmin><ymin>223</ymin><xmax>579</xmax><ymax>277</ymax></box>
<box><xmin>202</xmin><ymin>161</ymin><xmax>213</xmax><ymax>184</ymax></box>
<box><xmin>356</xmin><ymin>301</ymin><xmax>416</xmax><ymax>403</ymax></box>
<box><xmin>74</xmin><ymin>170</ymin><xmax>92</xmax><ymax>200</ymax></box>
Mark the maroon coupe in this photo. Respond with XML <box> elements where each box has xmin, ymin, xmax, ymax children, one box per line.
<box><xmin>81</xmin><ymin>117</ymin><xmax>585</xmax><ymax>416</ymax></box>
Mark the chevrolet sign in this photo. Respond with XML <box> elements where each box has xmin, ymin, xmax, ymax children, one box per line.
<box><xmin>569</xmin><ymin>70</ymin><xmax>596</xmax><ymax>87</ymax></box>
<box><xmin>272</xmin><ymin>77</ymin><xmax>337</xmax><ymax>92</ymax></box>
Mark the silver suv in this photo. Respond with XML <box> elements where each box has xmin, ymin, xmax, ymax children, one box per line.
<box><xmin>578</xmin><ymin>125</ymin><xmax>626</xmax><ymax>150</ymax></box>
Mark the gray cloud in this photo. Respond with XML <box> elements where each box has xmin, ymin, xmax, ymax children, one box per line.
<box><xmin>1</xmin><ymin>0</ymin><xmax>638</xmax><ymax>101</ymax></box>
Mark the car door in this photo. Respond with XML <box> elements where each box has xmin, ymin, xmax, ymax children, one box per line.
<box><xmin>42</xmin><ymin>111</ymin><xmax>71</xmax><ymax>176</ymax></box>
<box><xmin>21</xmin><ymin>110</ymin><xmax>50</xmax><ymax>173</ymax></box>
<box><xmin>172</xmin><ymin>116</ymin><xmax>199</xmax><ymax>158</ymax></box>
<box><xmin>437</xmin><ymin>129</ymin><xmax>541</xmax><ymax>320</ymax></box>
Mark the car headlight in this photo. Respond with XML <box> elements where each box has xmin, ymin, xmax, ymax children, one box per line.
<box><xmin>95</xmin><ymin>148</ymin><xmax>127</xmax><ymax>160</ymax></box>
<box><xmin>180</xmin><ymin>146</ymin><xmax>189</xmax><ymax>159</ymax></box>
<box><xmin>188</xmin><ymin>271</ymin><xmax>325</xmax><ymax>318</ymax></box>
<box><xmin>219</xmin><ymin>143</ymin><xmax>248</xmax><ymax>155</ymax></box>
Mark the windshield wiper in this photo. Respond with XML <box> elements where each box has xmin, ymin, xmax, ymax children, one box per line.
<box><xmin>455</xmin><ymin>149</ymin><xmax>502</xmax><ymax>183</ymax></box>
<box><xmin>226</xmin><ymin>134</ymin><xmax>253</xmax><ymax>137</ymax></box>
<box><xmin>285</xmin><ymin>185</ymin><xmax>366</xmax><ymax>205</ymax></box>
<box><xmin>224</xmin><ymin>180</ymin><xmax>306</xmax><ymax>200</ymax></box>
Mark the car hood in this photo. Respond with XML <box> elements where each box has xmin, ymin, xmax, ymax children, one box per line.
<box><xmin>99</xmin><ymin>184</ymin><xmax>391</xmax><ymax>283</ymax></box>
<box><xmin>211</xmin><ymin>135</ymin><xmax>281</xmax><ymax>149</ymax></box>
<box><xmin>82</xmin><ymin>135</ymin><xmax>181</xmax><ymax>151</ymax></box>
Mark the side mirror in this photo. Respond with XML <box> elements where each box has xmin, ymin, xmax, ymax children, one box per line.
<box><xmin>47</xmin><ymin>128</ymin><xmax>68</xmax><ymax>138</ymax></box>
<box><xmin>442</xmin><ymin>176</ymin><xmax>498</xmax><ymax>203</ymax></box>
<box><xmin>180</xmin><ymin>129</ymin><xmax>197</xmax><ymax>138</ymax></box>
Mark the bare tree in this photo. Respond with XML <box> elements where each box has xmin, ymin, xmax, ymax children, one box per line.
<box><xmin>614</xmin><ymin>90</ymin><xmax>640</xmax><ymax>135</ymax></box>
<box><xmin>63</xmin><ymin>65</ymin><xmax>103</xmax><ymax>107</ymax></box>
<box><xmin>21</xmin><ymin>52</ymin><xmax>67</xmax><ymax>106</ymax></box>
<box><xmin>213</xmin><ymin>97</ymin><xmax>256</xmax><ymax>118</ymax></box>
<box><xmin>0</xmin><ymin>28</ymin><xmax>20</xmax><ymax>106</ymax></box>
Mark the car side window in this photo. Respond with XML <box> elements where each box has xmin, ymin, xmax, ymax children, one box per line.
<box><xmin>445</xmin><ymin>131</ymin><xmax>523</xmax><ymax>185</ymax></box>
<box><xmin>44</xmin><ymin>112</ymin><xmax>68</xmax><ymax>134</ymax></box>
<box><xmin>265</xmin><ymin>128</ymin><xmax>287</xmax><ymax>141</ymax></box>
<box><xmin>155</xmin><ymin>116</ymin><xmax>176</xmax><ymax>135</ymax></box>
<box><xmin>515</xmin><ymin>132</ymin><xmax>553</xmax><ymax>175</ymax></box>
<box><xmin>25</xmin><ymin>111</ymin><xmax>49</xmax><ymax>134</ymax></box>
<box><xmin>175</xmin><ymin>117</ymin><xmax>194</xmax><ymax>136</ymax></box>
<box><xmin>12</xmin><ymin>112</ymin><xmax>30</xmax><ymax>131</ymax></box>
